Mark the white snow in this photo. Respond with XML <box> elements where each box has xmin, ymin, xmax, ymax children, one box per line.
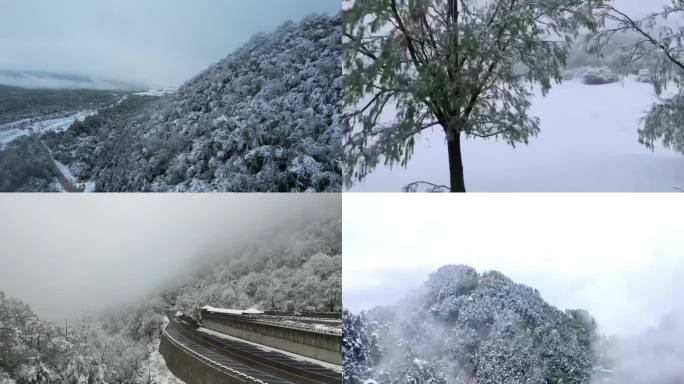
<box><xmin>83</xmin><ymin>181</ymin><xmax>96</xmax><ymax>192</ymax></box>
<box><xmin>113</xmin><ymin>95</ymin><xmax>128</xmax><ymax>106</ymax></box>
<box><xmin>30</xmin><ymin>110</ymin><xmax>96</xmax><ymax>134</ymax></box>
<box><xmin>49</xmin><ymin>179</ymin><xmax>65</xmax><ymax>192</ymax></box>
<box><xmin>201</xmin><ymin>305</ymin><xmax>245</xmax><ymax>315</ymax></box>
<box><xmin>197</xmin><ymin>327</ymin><xmax>342</xmax><ymax>373</ymax></box>
<box><xmin>201</xmin><ymin>306</ymin><xmax>263</xmax><ymax>315</ymax></box>
<box><xmin>0</xmin><ymin>110</ymin><xmax>97</xmax><ymax>149</ymax></box>
<box><xmin>0</xmin><ymin>117</ymin><xmax>33</xmax><ymax>130</ymax></box>
<box><xmin>53</xmin><ymin>159</ymin><xmax>95</xmax><ymax>192</ymax></box>
<box><xmin>348</xmin><ymin>78</ymin><xmax>684</xmax><ymax>192</ymax></box>
<box><xmin>279</xmin><ymin>319</ymin><xmax>340</xmax><ymax>334</ymax></box>
<box><xmin>0</xmin><ymin>128</ymin><xmax>29</xmax><ymax>148</ymax></box>
<box><xmin>147</xmin><ymin>337</ymin><xmax>186</xmax><ymax>384</ymax></box>
<box><xmin>53</xmin><ymin>160</ymin><xmax>78</xmax><ymax>184</ymax></box>
<box><xmin>134</xmin><ymin>88</ymin><xmax>177</xmax><ymax>97</ymax></box>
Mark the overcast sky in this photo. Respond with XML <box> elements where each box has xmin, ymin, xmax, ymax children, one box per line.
<box><xmin>614</xmin><ymin>0</ymin><xmax>671</xmax><ymax>17</ymax></box>
<box><xmin>0</xmin><ymin>194</ymin><xmax>340</xmax><ymax>321</ymax></box>
<box><xmin>344</xmin><ymin>194</ymin><xmax>684</xmax><ymax>337</ymax></box>
<box><xmin>0</xmin><ymin>0</ymin><xmax>339</xmax><ymax>88</ymax></box>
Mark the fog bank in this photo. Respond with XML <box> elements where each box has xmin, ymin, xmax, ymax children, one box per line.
<box><xmin>344</xmin><ymin>194</ymin><xmax>684</xmax><ymax>337</ymax></box>
<box><xmin>0</xmin><ymin>194</ymin><xmax>340</xmax><ymax>321</ymax></box>
<box><xmin>0</xmin><ymin>0</ymin><xmax>339</xmax><ymax>89</ymax></box>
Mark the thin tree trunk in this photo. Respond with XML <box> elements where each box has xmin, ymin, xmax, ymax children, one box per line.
<box><xmin>447</xmin><ymin>0</ymin><xmax>464</xmax><ymax>192</ymax></box>
<box><xmin>447</xmin><ymin>133</ymin><xmax>466</xmax><ymax>192</ymax></box>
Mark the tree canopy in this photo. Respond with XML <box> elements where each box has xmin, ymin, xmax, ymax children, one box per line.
<box><xmin>343</xmin><ymin>265</ymin><xmax>597</xmax><ymax>384</ymax></box>
<box><xmin>343</xmin><ymin>0</ymin><xmax>608</xmax><ymax>191</ymax></box>
<box><xmin>589</xmin><ymin>2</ymin><xmax>684</xmax><ymax>155</ymax></box>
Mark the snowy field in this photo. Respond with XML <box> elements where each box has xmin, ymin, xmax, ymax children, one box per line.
<box><xmin>0</xmin><ymin>128</ymin><xmax>29</xmax><ymax>149</ymax></box>
<box><xmin>0</xmin><ymin>109</ymin><xmax>96</xmax><ymax>149</ymax></box>
<box><xmin>29</xmin><ymin>110</ymin><xmax>96</xmax><ymax>134</ymax></box>
<box><xmin>348</xmin><ymin>78</ymin><xmax>684</xmax><ymax>192</ymax></box>
<box><xmin>133</xmin><ymin>88</ymin><xmax>177</xmax><ymax>97</ymax></box>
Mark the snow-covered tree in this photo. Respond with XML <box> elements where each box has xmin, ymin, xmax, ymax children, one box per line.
<box><xmin>344</xmin><ymin>265</ymin><xmax>597</xmax><ymax>384</ymax></box>
<box><xmin>590</xmin><ymin>2</ymin><xmax>684</xmax><ymax>154</ymax></box>
<box><xmin>169</xmin><ymin>217</ymin><xmax>342</xmax><ymax>315</ymax></box>
<box><xmin>40</xmin><ymin>14</ymin><xmax>342</xmax><ymax>192</ymax></box>
<box><xmin>343</xmin><ymin>0</ymin><xmax>608</xmax><ymax>191</ymax></box>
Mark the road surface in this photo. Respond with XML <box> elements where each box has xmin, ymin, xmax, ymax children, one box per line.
<box><xmin>164</xmin><ymin>314</ymin><xmax>340</xmax><ymax>384</ymax></box>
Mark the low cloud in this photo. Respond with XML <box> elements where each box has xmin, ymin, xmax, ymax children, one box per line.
<box><xmin>0</xmin><ymin>194</ymin><xmax>340</xmax><ymax>321</ymax></box>
<box><xmin>0</xmin><ymin>0</ymin><xmax>339</xmax><ymax>89</ymax></box>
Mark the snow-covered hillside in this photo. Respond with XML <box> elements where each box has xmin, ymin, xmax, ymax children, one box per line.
<box><xmin>343</xmin><ymin>265</ymin><xmax>596</xmax><ymax>384</ymax></box>
<box><xmin>47</xmin><ymin>14</ymin><xmax>341</xmax><ymax>192</ymax></box>
<box><xmin>349</xmin><ymin>78</ymin><xmax>684</xmax><ymax>192</ymax></box>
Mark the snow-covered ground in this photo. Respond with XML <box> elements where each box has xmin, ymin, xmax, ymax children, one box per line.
<box><xmin>133</xmin><ymin>88</ymin><xmax>177</xmax><ymax>97</ymax></box>
<box><xmin>0</xmin><ymin>110</ymin><xmax>96</xmax><ymax>149</ymax></box>
<box><xmin>348</xmin><ymin>78</ymin><xmax>684</xmax><ymax>192</ymax></box>
<box><xmin>0</xmin><ymin>128</ymin><xmax>30</xmax><ymax>149</ymax></box>
<box><xmin>146</xmin><ymin>337</ymin><xmax>186</xmax><ymax>384</ymax></box>
<box><xmin>30</xmin><ymin>110</ymin><xmax>96</xmax><ymax>134</ymax></box>
<box><xmin>52</xmin><ymin>160</ymin><xmax>95</xmax><ymax>192</ymax></box>
<box><xmin>200</xmin><ymin>305</ymin><xmax>262</xmax><ymax>315</ymax></box>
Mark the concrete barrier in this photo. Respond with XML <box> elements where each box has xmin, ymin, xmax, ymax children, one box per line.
<box><xmin>202</xmin><ymin>315</ymin><xmax>341</xmax><ymax>365</ymax></box>
<box><xmin>160</xmin><ymin>331</ymin><xmax>253</xmax><ymax>384</ymax></box>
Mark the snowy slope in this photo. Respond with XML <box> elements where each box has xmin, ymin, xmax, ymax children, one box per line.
<box><xmin>349</xmin><ymin>78</ymin><xmax>684</xmax><ymax>192</ymax></box>
<box><xmin>48</xmin><ymin>14</ymin><xmax>342</xmax><ymax>192</ymax></box>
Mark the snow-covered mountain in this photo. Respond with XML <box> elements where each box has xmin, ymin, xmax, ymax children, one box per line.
<box><xmin>343</xmin><ymin>265</ymin><xmax>597</xmax><ymax>384</ymax></box>
<box><xmin>45</xmin><ymin>14</ymin><xmax>341</xmax><ymax>192</ymax></box>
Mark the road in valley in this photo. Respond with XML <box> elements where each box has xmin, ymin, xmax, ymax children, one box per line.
<box><xmin>164</xmin><ymin>314</ymin><xmax>341</xmax><ymax>384</ymax></box>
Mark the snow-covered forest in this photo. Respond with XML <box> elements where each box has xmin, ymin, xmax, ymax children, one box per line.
<box><xmin>0</xmin><ymin>13</ymin><xmax>341</xmax><ymax>192</ymax></box>
<box><xmin>0</xmin><ymin>211</ymin><xmax>341</xmax><ymax>383</ymax></box>
<box><xmin>343</xmin><ymin>265</ymin><xmax>597</xmax><ymax>384</ymax></box>
<box><xmin>0</xmin><ymin>85</ymin><xmax>119</xmax><ymax>126</ymax></box>
<box><xmin>168</xmin><ymin>218</ymin><xmax>342</xmax><ymax>316</ymax></box>
<box><xmin>104</xmin><ymin>215</ymin><xmax>342</xmax><ymax>339</ymax></box>
<box><xmin>343</xmin><ymin>264</ymin><xmax>684</xmax><ymax>384</ymax></box>
<box><xmin>0</xmin><ymin>291</ymin><xmax>156</xmax><ymax>384</ymax></box>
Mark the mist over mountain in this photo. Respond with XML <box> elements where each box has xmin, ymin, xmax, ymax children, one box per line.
<box><xmin>1</xmin><ymin>14</ymin><xmax>342</xmax><ymax>192</ymax></box>
<box><xmin>52</xmin><ymin>14</ymin><xmax>341</xmax><ymax>192</ymax></box>
<box><xmin>0</xmin><ymin>194</ymin><xmax>341</xmax><ymax>384</ymax></box>
<box><xmin>0</xmin><ymin>69</ymin><xmax>144</xmax><ymax>91</ymax></box>
<box><xmin>596</xmin><ymin>310</ymin><xmax>684</xmax><ymax>384</ymax></box>
<box><xmin>343</xmin><ymin>265</ymin><xmax>597</xmax><ymax>384</ymax></box>
<box><xmin>0</xmin><ymin>0</ymin><xmax>340</xmax><ymax>89</ymax></box>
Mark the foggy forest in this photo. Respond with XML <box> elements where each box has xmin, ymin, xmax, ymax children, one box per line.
<box><xmin>0</xmin><ymin>195</ymin><xmax>341</xmax><ymax>384</ymax></box>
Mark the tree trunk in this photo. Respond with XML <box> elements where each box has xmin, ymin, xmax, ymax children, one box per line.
<box><xmin>447</xmin><ymin>133</ymin><xmax>466</xmax><ymax>192</ymax></box>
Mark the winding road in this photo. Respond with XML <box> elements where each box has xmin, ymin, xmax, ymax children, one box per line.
<box><xmin>164</xmin><ymin>314</ymin><xmax>341</xmax><ymax>384</ymax></box>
